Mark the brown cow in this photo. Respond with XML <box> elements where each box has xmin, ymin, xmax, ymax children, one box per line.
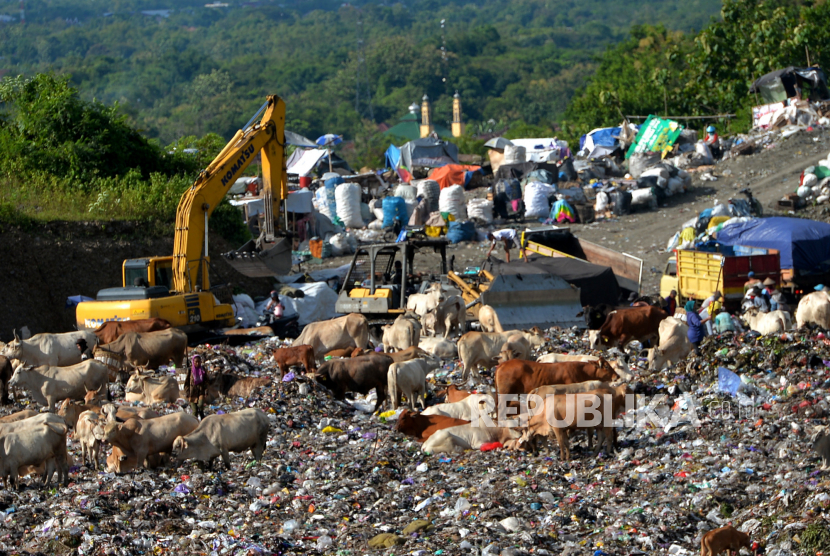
<box><xmin>211</xmin><ymin>375</ymin><xmax>271</xmax><ymax>399</ymax></box>
<box><xmin>94</xmin><ymin>318</ymin><xmax>172</xmax><ymax>345</ymax></box>
<box><xmin>273</xmin><ymin>345</ymin><xmax>317</xmax><ymax>378</ymax></box>
<box><xmin>394</xmin><ymin>409</ymin><xmax>470</xmax><ymax>442</ymax></box>
<box><xmin>314</xmin><ymin>354</ymin><xmax>394</xmax><ymax>413</ymax></box>
<box><xmin>324</xmin><ymin>347</ymin><xmax>364</xmax><ymax>358</ymax></box>
<box><xmin>0</xmin><ymin>355</ymin><xmax>12</xmax><ymax>405</ymax></box>
<box><xmin>0</xmin><ymin>409</ymin><xmax>38</xmax><ymax>423</ymax></box>
<box><xmin>435</xmin><ymin>384</ymin><xmax>477</xmax><ymax>404</ymax></box>
<box><xmin>494</xmin><ymin>359</ymin><xmax>620</xmax><ymax>402</ymax></box>
<box><xmin>589</xmin><ymin>305</ymin><xmax>668</xmax><ymax>350</ymax></box>
<box><xmin>700</xmin><ymin>525</ymin><xmax>752</xmax><ymax>556</ymax></box>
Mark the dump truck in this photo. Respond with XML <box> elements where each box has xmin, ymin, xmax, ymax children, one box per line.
<box><xmin>660</xmin><ymin>247</ymin><xmax>781</xmax><ymax>303</ymax></box>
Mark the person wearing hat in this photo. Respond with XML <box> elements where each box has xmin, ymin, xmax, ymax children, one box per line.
<box><xmin>685</xmin><ymin>300</ymin><xmax>711</xmax><ymax>355</ymax></box>
<box><xmin>761</xmin><ymin>277</ymin><xmax>776</xmax><ymax>309</ymax></box>
<box><xmin>704</xmin><ymin>125</ymin><xmax>721</xmax><ymax>159</ymax></box>
<box><xmin>701</xmin><ymin>290</ymin><xmax>722</xmax><ymax>335</ymax></box>
<box><xmin>750</xmin><ymin>286</ymin><xmax>770</xmax><ymax>313</ymax></box>
<box><xmin>265</xmin><ymin>290</ymin><xmax>284</xmax><ymax>324</ymax></box>
<box><xmin>76</xmin><ymin>339</ymin><xmax>93</xmax><ymax>361</ymax></box>
<box><xmin>744</xmin><ymin>271</ymin><xmax>761</xmax><ymax>293</ymax></box>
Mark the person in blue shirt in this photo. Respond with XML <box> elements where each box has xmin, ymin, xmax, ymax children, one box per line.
<box><xmin>685</xmin><ymin>300</ymin><xmax>711</xmax><ymax>355</ymax></box>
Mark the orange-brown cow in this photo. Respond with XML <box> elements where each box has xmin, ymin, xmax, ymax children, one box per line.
<box><xmin>589</xmin><ymin>305</ymin><xmax>668</xmax><ymax>350</ymax></box>
<box><xmin>273</xmin><ymin>345</ymin><xmax>317</xmax><ymax>377</ymax></box>
<box><xmin>435</xmin><ymin>384</ymin><xmax>477</xmax><ymax>404</ymax></box>
<box><xmin>494</xmin><ymin>359</ymin><xmax>620</xmax><ymax>400</ymax></box>
<box><xmin>324</xmin><ymin>347</ymin><xmax>365</xmax><ymax>358</ymax></box>
<box><xmin>700</xmin><ymin>525</ymin><xmax>752</xmax><ymax>556</ymax></box>
<box><xmin>93</xmin><ymin>318</ymin><xmax>172</xmax><ymax>345</ymax></box>
<box><xmin>394</xmin><ymin>409</ymin><xmax>470</xmax><ymax>442</ymax></box>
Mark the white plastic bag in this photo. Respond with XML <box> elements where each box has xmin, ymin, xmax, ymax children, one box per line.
<box><xmin>467</xmin><ymin>198</ymin><xmax>493</xmax><ymax>223</ymax></box>
<box><xmin>797</xmin><ymin>185</ymin><xmax>813</xmax><ymax>198</ymax></box>
<box><xmin>439</xmin><ymin>184</ymin><xmax>467</xmax><ymax>220</ymax></box>
<box><xmin>630</xmin><ymin>188</ymin><xmax>657</xmax><ymax>210</ymax></box>
<box><xmin>803</xmin><ymin>173</ymin><xmax>818</xmax><ymax>187</ymax></box>
<box><xmin>504</xmin><ymin>144</ymin><xmax>526</xmax><ymax>164</ymax></box>
<box><xmin>666</xmin><ymin>231</ymin><xmax>680</xmax><ymax>252</ymax></box>
<box><xmin>524</xmin><ymin>181</ymin><xmax>554</xmax><ymax>218</ymax></box>
<box><xmin>595</xmin><ymin>191</ymin><xmax>610</xmax><ymax>212</ymax></box>
<box><xmin>334</xmin><ymin>183</ymin><xmax>364</xmax><ymax>228</ymax></box>
<box><xmin>394</xmin><ymin>184</ymin><xmax>417</xmax><ymax>200</ymax></box>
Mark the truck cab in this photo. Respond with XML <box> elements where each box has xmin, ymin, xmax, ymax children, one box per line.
<box><xmin>659</xmin><ymin>255</ymin><xmax>683</xmax><ymax>304</ymax></box>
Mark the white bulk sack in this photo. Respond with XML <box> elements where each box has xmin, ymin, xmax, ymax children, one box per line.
<box><xmin>314</xmin><ymin>186</ymin><xmax>335</xmax><ymax>220</ymax></box>
<box><xmin>504</xmin><ymin>144</ymin><xmax>526</xmax><ymax>164</ymax></box>
<box><xmin>394</xmin><ymin>185</ymin><xmax>417</xmax><ymax>200</ymax></box>
<box><xmin>415</xmin><ymin>180</ymin><xmax>440</xmax><ymax>212</ymax></box>
<box><xmin>595</xmin><ymin>191</ymin><xmax>610</xmax><ymax>212</ymax></box>
<box><xmin>335</xmin><ymin>183</ymin><xmax>363</xmax><ymax>228</ymax></box>
<box><xmin>631</xmin><ymin>188</ymin><xmax>657</xmax><ymax>210</ymax></box>
<box><xmin>523</xmin><ymin>181</ymin><xmax>554</xmax><ymax>218</ymax></box>
<box><xmin>439</xmin><ymin>184</ymin><xmax>467</xmax><ymax>220</ymax></box>
<box><xmin>467</xmin><ymin>198</ymin><xmax>493</xmax><ymax>223</ymax></box>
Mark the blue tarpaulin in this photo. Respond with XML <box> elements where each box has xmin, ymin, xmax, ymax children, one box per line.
<box><xmin>65</xmin><ymin>295</ymin><xmax>93</xmax><ymax>309</ymax></box>
<box><xmin>715</xmin><ymin>217</ymin><xmax>830</xmax><ymax>271</ymax></box>
<box><xmin>579</xmin><ymin>127</ymin><xmax>621</xmax><ymax>151</ymax></box>
<box><xmin>385</xmin><ymin>144</ymin><xmax>401</xmax><ymax>170</ymax></box>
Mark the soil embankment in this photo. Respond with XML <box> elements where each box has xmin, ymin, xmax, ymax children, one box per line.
<box><xmin>0</xmin><ymin>221</ymin><xmax>272</xmax><ymax>341</ymax></box>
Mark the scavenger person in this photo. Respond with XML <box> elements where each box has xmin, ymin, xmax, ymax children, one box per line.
<box><xmin>265</xmin><ymin>290</ymin><xmax>284</xmax><ymax>323</ymax></box>
<box><xmin>189</xmin><ymin>354</ymin><xmax>207</xmax><ymax>420</ymax></box>
<box><xmin>486</xmin><ymin>229</ymin><xmax>529</xmax><ymax>263</ymax></box>
<box><xmin>76</xmin><ymin>339</ymin><xmax>94</xmax><ymax>361</ymax></box>
<box><xmin>704</xmin><ymin>125</ymin><xmax>721</xmax><ymax>159</ymax></box>
<box><xmin>685</xmin><ymin>300</ymin><xmax>711</xmax><ymax>355</ymax></box>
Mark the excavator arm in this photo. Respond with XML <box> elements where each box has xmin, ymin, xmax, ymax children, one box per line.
<box><xmin>172</xmin><ymin>95</ymin><xmax>287</xmax><ymax>294</ymax></box>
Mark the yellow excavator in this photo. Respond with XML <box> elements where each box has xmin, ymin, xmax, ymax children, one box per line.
<box><xmin>76</xmin><ymin>95</ymin><xmax>293</xmax><ymax>331</ymax></box>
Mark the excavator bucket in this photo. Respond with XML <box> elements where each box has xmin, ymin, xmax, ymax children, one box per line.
<box><xmin>480</xmin><ymin>274</ymin><xmax>583</xmax><ymax>329</ymax></box>
<box><xmin>221</xmin><ymin>237</ymin><xmax>293</xmax><ymax>278</ymax></box>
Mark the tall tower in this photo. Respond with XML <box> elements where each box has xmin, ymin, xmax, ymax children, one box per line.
<box><xmin>420</xmin><ymin>94</ymin><xmax>433</xmax><ymax>138</ymax></box>
<box><xmin>452</xmin><ymin>91</ymin><xmax>465</xmax><ymax>137</ymax></box>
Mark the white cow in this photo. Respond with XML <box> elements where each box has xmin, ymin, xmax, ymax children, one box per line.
<box><xmin>478</xmin><ymin>305</ymin><xmax>504</xmax><ymax>333</ymax></box>
<box><xmin>647</xmin><ymin>317</ymin><xmax>692</xmax><ymax>371</ymax></box>
<box><xmin>2</xmin><ymin>330</ymin><xmax>97</xmax><ymax>367</ymax></box>
<box><xmin>382</xmin><ymin>314</ymin><xmax>421</xmax><ymax>353</ymax></box>
<box><xmin>796</xmin><ymin>291</ymin><xmax>830</xmax><ymax>328</ymax></box>
<box><xmin>422</xmin><ymin>393</ymin><xmax>496</xmax><ymax>420</ymax></box>
<box><xmin>387</xmin><ymin>357</ymin><xmax>439</xmax><ymax>410</ymax></box>
<box><xmin>537</xmin><ymin>353</ymin><xmax>600</xmax><ymax>364</ymax></box>
<box><xmin>124</xmin><ymin>373</ymin><xmax>180</xmax><ymax>404</ymax></box>
<box><xmin>406</xmin><ymin>288</ymin><xmax>443</xmax><ymax>318</ymax></box>
<box><xmin>422</xmin><ymin>424</ymin><xmax>520</xmax><ymax>454</ymax></box>
<box><xmin>418</xmin><ymin>337</ymin><xmax>458</xmax><ymax>359</ymax></box>
<box><xmin>423</xmin><ymin>295</ymin><xmax>467</xmax><ymax>338</ymax></box>
<box><xmin>172</xmin><ymin>408</ymin><xmax>269</xmax><ymax>469</ymax></box>
<box><xmin>498</xmin><ymin>334</ymin><xmax>531</xmax><ymax>363</ymax></box>
<box><xmin>9</xmin><ymin>360</ymin><xmax>109</xmax><ymax>411</ymax></box>
<box><xmin>743</xmin><ymin>308</ymin><xmax>792</xmax><ymax>335</ymax></box>
<box><xmin>76</xmin><ymin>411</ymin><xmax>103</xmax><ymax>470</ymax></box>
<box><xmin>458</xmin><ymin>329</ymin><xmax>545</xmax><ymax>382</ymax></box>
<box><xmin>0</xmin><ymin>421</ymin><xmax>69</xmax><ymax>488</ymax></box>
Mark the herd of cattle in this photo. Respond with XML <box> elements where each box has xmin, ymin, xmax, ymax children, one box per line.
<box><xmin>1</xmin><ymin>283</ymin><xmax>830</xmax><ymax>489</ymax></box>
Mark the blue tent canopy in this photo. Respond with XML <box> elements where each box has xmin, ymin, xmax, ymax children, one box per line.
<box><xmin>385</xmin><ymin>144</ymin><xmax>401</xmax><ymax>169</ymax></box>
<box><xmin>715</xmin><ymin>217</ymin><xmax>830</xmax><ymax>271</ymax></box>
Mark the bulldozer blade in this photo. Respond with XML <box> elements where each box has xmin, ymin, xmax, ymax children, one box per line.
<box><xmin>480</xmin><ymin>274</ymin><xmax>583</xmax><ymax>329</ymax></box>
<box><xmin>222</xmin><ymin>237</ymin><xmax>292</xmax><ymax>278</ymax></box>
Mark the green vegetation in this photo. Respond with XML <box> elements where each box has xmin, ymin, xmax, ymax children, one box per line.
<box><xmin>0</xmin><ymin>0</ymin><xmax>723</xmax><ymax>153</ymax></box>
<box><xmin>802</xmin><ymin>523</ymin><xmax>830</xmax><ymax>554</ymax></box>
<box><xmin>0</xmin><ymin>73</ymin><xmax>247</xmax><ymax>242</ymax></box>
<box><xmin>564</xmin><ymin>0</ymin><xmax>830</xmax><ymax>138</ymax></box>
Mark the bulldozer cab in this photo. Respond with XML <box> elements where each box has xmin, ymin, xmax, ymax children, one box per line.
<box><xmin>335</xmin><ymin>239</ymin><xmax>448</xmax><ymax>321</ymax></box>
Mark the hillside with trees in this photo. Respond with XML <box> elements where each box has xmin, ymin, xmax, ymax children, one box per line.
<box><xmin>0</xmin><ymin>0</ymin><xmax>722</xmax><ymax>155</ymax></box>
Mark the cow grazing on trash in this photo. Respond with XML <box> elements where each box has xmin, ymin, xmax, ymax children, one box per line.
<box><xmin>314</xmin><ymin>354</ymin><xmax>395</xmax><ymax>413</ymax></box>
<box><xmin>394</xmin><ymin>409</ymin><xmax>470</xmax><ymax>442</ymax></box>
<box><xmin>98</xmin><ymin>412</ymin><xmax>199</xmax><ymax>471</ymax></box>
<box><xmin>0</xmin><ymin>420</ymin><xmax>69</xmax><ymax>488</ymax></box>
<box><xmin>292</xmin><ymin>313</ymin><xmax>369</xmax><ymax>360</ymax></box>
<box><xmin>93</xmin><ymin>318</ymin><xmax>172</xmax><ymax>345</ymax></box>
<box><xmin>421</xmin><ymin>424</ymin><xmax>520</xmax><ymax>454</ymax></box>
<box><xmin>2</xmin><ymin>330</ymin><xmax>98</xmax><ymax>367</ymax></box>
<box><xmin>382</xmin><ymin>314</ymin><xmax>421</xmax><ymax>352</ymax></box>
<box><xmin>172</xmin><ymin>408</ymin><xmax>269</xmax><ymax>469</ymax></box>
<box><xmin>125</xmin><ymin>372</ymin><xmax>180</xmax><ymax>404</ymax></box>
<box><xmin>272</xmin><ymin>345</ymin><xmax>317</xmax><ymax>377</ymax></box>
<box><xmin>387</xmin><ymin>356</ymin><xmax>439</xmax><ymax>410</ymax></box>
<box><xmin>588</xmin><ymin>305</ymin><xmax>668</xmax><ymax>350</ymax></box>
<box><xmin>796</xmin><ymin>290</ymin><xmax>830</xmax><ymax>328</ymax></box>
<box><xmin>9</xmin><ymin>360</ymin><xmax>109</xmax><ymax>412</ymax></box>
<box><xmin>647</xmin><ymin>317</ymin><xmax>692</xmax><ymax>371</ymax></box>
<box><xmin>100</xmin><ymin>329</ymin><xmax>187</xmax><ymax>370</ymax></box>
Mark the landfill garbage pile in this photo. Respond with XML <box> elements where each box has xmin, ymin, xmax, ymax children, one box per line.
<box><xmin>2</xmin><ymin>329</ymin><xmax>830</xmax><ymax>556</ymax></box>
